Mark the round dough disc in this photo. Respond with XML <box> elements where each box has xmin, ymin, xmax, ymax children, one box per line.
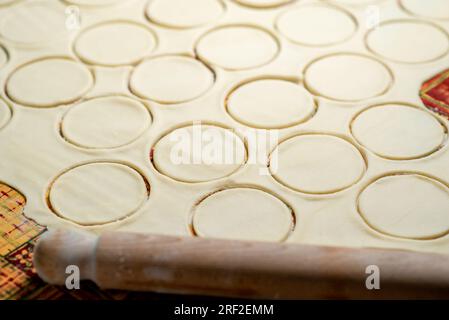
<box><xmin>304</xmin><ymin>53</ymin><xmax>392</xmax><ymax>101</ymax></box>
<box><xmin>193</xmin><ymin>188</ymin><xmax>293</xmax><ymax>241</ymax></box>
<box><xmin>7</xmin><ymin>58</ymin><xmax>93</xmax><ymax>108</ymax></box>
<box><xmin>366</xmin><ymin>21</ymin><xmax>449</xmax><ymax>63</ymax></box>
<box><xmin>147</xmin><ymin>0</ymin><xmax>224</xmax><ymax>28</ymax></box>
<box><xmin>196</xmin><ymin>25</ymin><xmax>279</xmax><ymax>70</ymax></box>
<box><xmin>270</xmin><ymin>134</ymin><xmax>365</xmax><ymax>194</ymax></box>
<box><xmin>130</xmin><ymin>55</ymin><xmax>214</xmax><ymax>104</ymax></box>
<box><xmin>351</xmin><ymin>104</ymin><xmax>446</xmax><ymax>160</ymax></box>
<box><xmin>75</xmin><ymin>21</ymin><xmax>156</xmax><ymax>66</ymax></box>
<box><xmin>0</xmin><ymin>99</ymin><xmax>11</xmax><ymax>129</ymax></box>
<box><xmin>276</xmin><ymin>5</ymin><xmax>356</xmax><ymax>46</ymax></box>
<box><xmin>153</xmin><ymin>125</ymin><xmax>246</xmax><ymax>182</ymax></box>
<box><xmin>0</xmin><ymin>46</ymin><xmax>7</xmax><ymax>68</ymax></box>
<box><xmin>400</xmin><ymin>0</ymin><xmax>449</xmax><ymax>20</ymax></box>
<box><xmin>359</xmin><ymin>174</ymin><xmax>449</xmax><ymax>239</ymax></box>
<box><xmin>50</xmin><ymin>163</ymin><xmax>148</xmax><ymax>225</ymax></box>
<box><xmin>234</xmin><ymin>0</ymin><xmax>292</xmax><ymax>7</ymax></box>
<box><xmin>227</xmin><ymin>79</ymin><xmax>315</xmax><ymax>129</ymax></box>
<box><xmin>0</xmin><ymin>1</ymin><xmax>67</xmax><ymax>45</ymax></box>
<box><xmin>62</xmin><ymin>96</ymin><xmax>151</xmax><ymax>149</ymax></box>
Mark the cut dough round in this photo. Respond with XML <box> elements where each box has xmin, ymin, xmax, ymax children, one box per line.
<box><xmin>196</xmin><ymin>25</ymin><xmax>279</xmax><ymax>70</ymax></box>
<box><xmin>0</xmin><ymin>45</ymin><xmax>7</xmax><ymax>69</ymax></box>
<box><xmin>74</xmin><ymin>21</ymin><xmax>157</xmax><ymax>66</ymax></box>
<box><xmin>193</xmin><ymin>188</ymin><xmax>293</xmax><ymax>241</ymax></box>
<box><xmin>366</xmin><ymin>20</ymin><xmax>449</xmax><ymax>64</ymax></box>
<box><xmin>153</xmin><ymin>124</ymin><xmax>246</xmax><ymax>182</ymax></box>
<box><xmin>62</xmin><ymin>96</ymin><xmax>151</xmax><ymax>149</ymax></box>
<box><xmin>227</xmin><ymin>79</ymin><xmax>315</xmax><ymax>129</ymax></box>
<box><xmin>130</xmin><ymin>55</ymin><xmax>214</xmax><ymax>104</ymax></box>
<box><xmin>49</xmin><ymin>162</ymin><xmax>148</xmax><ymax>225</ymax></box>
<box><xmin>146</xmin><ymin>0</ymin><xmax>224</xmax><ymax>28</ymax></box>
<box><xmin>351</xmin><ymin>104</ymin><xmax>446</xmax><ymax>160</ymax></box>
<box><xmin>0</xmin><ymin>99</ymin><xmax>11</xmax><ymax>129</ymax></box>
<box><xmin>270</xmin><ymin>134</ymin><xmax>366</xmax><ymax>194</ymax></box>
<box><xmin>0</xmin><ymin>1</ymin><xmax>66</xmax><ymax>45</ymax></box>
<box><xmin>6</xmin><ymin>58</ymin><xmax>93</xmax><ymax>108</ymax></box>
<box><xmin>234</xmin><ymin>0</ymin><xmax>292</xmax><ymax>8</ymax></box>
<box><xmin>304</xmin><ymin>53</ymin><xmax>392</xmax><ymax>101</ymax></box>
<box><xmin>400</xmin><ymin>0</ymin><xmax>449</xmax><ymax>20</ymax></box>
<box><xmin>276</xmin><ymin>5</ymin><xmax>356</xmax><ymax>46</ymax></box>
<box><xmin>358</xmin><ymin>174</ymin><xmax>449</xmax><ymax>239</ymax></box>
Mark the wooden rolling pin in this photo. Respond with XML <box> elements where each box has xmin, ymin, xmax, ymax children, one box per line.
<box><xmin>34</xmin><ymin>229</ymin><xmax>449</xmax><ymax>299</ymax></box>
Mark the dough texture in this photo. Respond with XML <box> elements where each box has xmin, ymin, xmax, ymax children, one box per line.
<box><xmin>400</xmin><ymin>0</ymin><xmax>449</xmax><ymax>19</ymax></box>
<box><xmin>0</xmin><ymin>99</ymin><xmax>11</xmax><ymax>129</ymax></box>
<box><xmin>0</xmin><ymin>45</ymin><xmax>7</xmax><ymax>69</ymax></box>
<box><xmin>193</xmin><ymin>188</ymin><xmax>293</xmax><ymax>241</ymax></box>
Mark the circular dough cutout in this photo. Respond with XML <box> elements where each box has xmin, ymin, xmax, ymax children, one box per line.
<box><xmin>196</xmin><ymin>25</ymin><xmax>279</xmax><ymax>70</ymax></box>
<box><xmin>0</xmin><ymin>1</ymin><xmax>66</xmax><ymax>45</ymax></box>
<box><xmin>358</xmin><ymin>174</ymin><xmax>449</xmax><ymax>239</ymax></box>
<box><xmin>193</xmin><ymin>188</ymin><xmax>294</xmax><ymax>242</ymax></box>
<box><xmin>74</xmin><ymin>21</ymin><xmax>157</xmax><ymax>66</ymax></box>
<box><xmin>62</xmin><ymin>96</ymin><xmax>151</xmax><ymax>149</ymax></box>
<box><xmin>400</xmin><ymin>0</ymin><xmax>449</xmax><ymax>20</ymax></box>
<box><xmin>366</xmin><ymin>20</ymin><xmax>449</xmax><ymax>64</ymax></box>
<box><xmin>0</xmin><ymin>99</ymin><xmax>11</xmax><ymax>129</ymax></box>
<box><xmin>130</xmin><ymin>55</ymin><xmax>214</xmax><ymax>104</ymax></box>
<box><xmin>227</xmin><ymin>79</ymin><xmax>316</xmax><ymax>129</ymax></box>
<box><xmin>6</xmin><ymin>58</ymin><xmax>93</xmax><ymax>108</ymax></box>
<box><xmin>270</xmin><ymin>134</ymin><xmax>366</xmax><ymax>194</ymax></box>
<box><xmin>276</xmin><ymin>5</ymin><xmax>356</xmax><ymax>46</ymax></box>
<box><xmin>351</xmin><ymin>104</ymin><xmax>446</xmax><ymax>160</ymax></box>
<box><xmin>304</xmin><ymin>53</ymin><xmax>392</xmax><ymax>102</ymax></box>
<box><xmin>0</xmin><ymin>45</ymin><xmax>7</xmax><ymax>69</ymax></box>
<box><xmin>153</xmin><ymin>124</ymin><xmax>246</xmax><ymax>183</ymax></box>
<box><xmin>234</xmin><ymin>0</ymin><xmax>293</xmax><ymax>8</ymax></box>
<box><xmin>49</xmin><ymin>162</ymin><xmax>149</xmax><ymax>225</ymax></box>
<box><xmin>146</xmin><ymin>0</ymin><xmax>225</xmax><ymax>28</ymax></box>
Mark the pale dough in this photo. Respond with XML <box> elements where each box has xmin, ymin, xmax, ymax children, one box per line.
<box><xmin>65</xmin><ymin>0</ymin><xmax>121</xmax><ymax>6</ymax></box>
<box><xmin>195</xmin><ymin>25</ymin><xmax>279</xmax><ymax>70</ymax></box>
<box><xmin>276</xmin><ymin>4</ymin><xmax>356</xmax><ymax>46</ymax></box>
<box><xmin>304</xmin><ymin>53</ymin><xmax>392</xmax><ymax>101</ymax></box>
<box><xmin>75</xmin><ymin>21</ymin><xmax>157</xmax><ymax>66</ymax></box>
<box><xmin>226</xmin><ymin>79</ymin><xmax>316</xmax><ymax>129</ymax></box>
<box><xmin>234</xmin><ymin>0</ymin><xmax>293</xmax><ymax>8</ymax></box>
<box><xmin>49</xmin><ymin>162</ymin><xmax>148</xmax><ymax>226</ymax></box>
<box><xmin>0</xmin><ymin>1</ymin><xmax>67</xmax><ymax>45</ymax></box>
<box><xmin>130</xmin><ymin>55</ymin><xmax>214</xmax><ymax>104</ymax></box>
<box><xmin>6</xmin><ymin>58</ymin><xmax>93</xmax><ymax>108</ymax></box>
<box><xmin>327</xmin><ymin>0</ymin><xmax>382</xmax><ymax>5</ymax></box>
<box><xmin>0</xmin><ymin>0</ymin><xmax>18</xmax><ymax>6</ymax></box>
<box><xmin>358</xmin><ymin>174</ymin><xmax>449</xmax><ymax>240</ymax></box>
<box><xmin>366</xmin><ymin>21</ymin><xmax>449</xmax><ymax>64</ymax></box>
<box><xmin>61</xmin><ymin>96</ymin><xmax>152</xmax><ymax>149</ymax></box>
<box><xmin>153</xmin><ymin>125</ymin><xmax>246</xmax><ymax>183</ymax></box>
<box><xmin>0</xmin><ymin>45</ymin><xmax>7</xmax><ymax>69</ymax></box>
<box><xmin>270</xmin><ymin>134</ymin><xmax>366</xmax><ymax>194</ymax></box>
<box><xmin>0</xmin><ymin>99</ymin><xmax>11</xmax><ymax>130</ymax></box>
<box><xmin>193</xmin><ymin>188</ymin><xmax>293</xmax><ymax>242</ymax></box>
<box><xmin>400</xmin><ymin>0</ymin><xmax>449</xmax><ymax>20</ymax></box>
<box><xmin>351</xmin><ymin>104</ymin><xmax>446</xmax><ymax>160</ymax></box>
<box><xmin>146</xmin><ymin>0</ymin><xmax>225</xmax><ymax>28</ymax></box>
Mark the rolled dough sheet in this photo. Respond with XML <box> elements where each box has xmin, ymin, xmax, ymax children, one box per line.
<box><xmin>0</xmin><ymin>0</ymin><xmax>449</xmax><ymax>255</ymax></box>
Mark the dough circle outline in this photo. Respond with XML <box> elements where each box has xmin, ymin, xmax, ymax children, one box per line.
<box><xmin>357</xmin><ymin>172</ymin><xmax>449</xmax><ymax>240</ymax></box>
<box><xmin>191</xmin><ymin>186</ymin><xmax>295</xmax><ymax>242</ymax></box>
<box><xmin>350</xmin><ymin>103</ymin><xmax>448</xmax><ymax>160</ymax></box>
<box><xmin>48</xmin><ymin>161</ymin><xmax>150</xmax><ymax>226</ymax></box>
